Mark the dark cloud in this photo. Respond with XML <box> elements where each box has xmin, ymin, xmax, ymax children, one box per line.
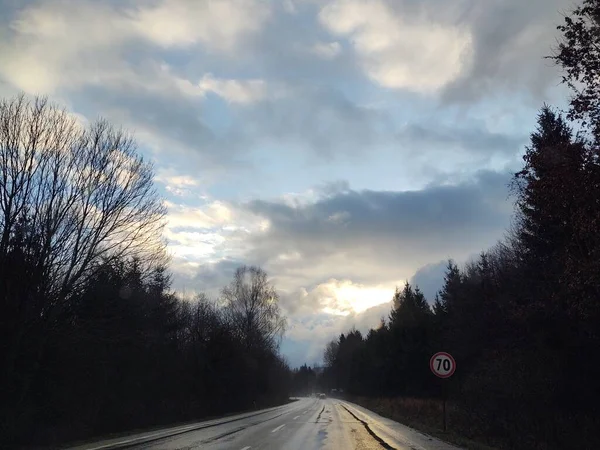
<box><xmin>71</xmin><ymin>73</ymin><xmax>394</xmax><ymax>172</ymax></box>
<box><xmin>238</xmin><ymin>85</ymin><xmax>393</xmax><ymax>161</ymax></box>
<box><xmin>170</xmin><ymin>258</ymin><xmax>248</xmax><ymax>298</ymax></box>
<box><xmin>252</xmin><ymin>1</ymin><xmax>362</xmax><ymax>83</ymax></box>
<box><xmin>399</xmin><ymin>123</ymin><xmax>526</xmax><ymax>156</ymax></box>
<box><xmin>439</xmin><ymin>0</ymin><xmax>571</xmax><ymax>103</ymax></box>
<box><xmin>191</xmin><ymin>259</ymin><xmax>243</xmax><ymax>290</ymax></box>
<box><xmin>242</xmin><ymin>170</ymin><xmax>514</xmax><ymax>286</ymax></box>
<box><xmin>72</xmin><ymin>82</ymin><xmax>252</xmax><ymax>171</ymax></box>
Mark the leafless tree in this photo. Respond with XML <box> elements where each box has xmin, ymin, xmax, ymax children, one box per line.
<box><xmin>0</xmin><ymin>94</ymin><xmax>167</xmax><ymax>404</ymax></box>
<box><xmin>222</xmin><ymin>266</ymin><xmax>286</xmax><ymax>351</ymax></box>
<box><xmin>0</xmin><ymin>94</ymin><xmax>167</xmax><ymax>311</ymax></box>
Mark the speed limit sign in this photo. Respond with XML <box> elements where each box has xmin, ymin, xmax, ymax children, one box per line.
<box><xmin>430</xmin><ymin>352</ymin><xmax>456</xmax><ymax>378</ymax></box>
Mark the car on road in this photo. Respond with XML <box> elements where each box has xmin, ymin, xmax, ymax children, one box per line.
<box><xmin>318</xmin><ymin>393</ymin><xmax>326</xmax><ymax>399</ymax></box>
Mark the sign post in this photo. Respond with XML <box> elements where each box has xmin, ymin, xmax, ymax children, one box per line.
<box><xmin>430</xmin><ymin>352</ymin><xmax>456</xmax><ymax>432</ymax></box>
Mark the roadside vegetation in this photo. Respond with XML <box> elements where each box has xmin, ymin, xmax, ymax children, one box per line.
<box><xmin>320</xmin><ymin>2</ymin><xmax>600</xmax><ymax>449</ymax></box>
<box><xmin>0</xmin><ymin>95</ymin><xmax>290</xmax><ymax>447</ymax></box>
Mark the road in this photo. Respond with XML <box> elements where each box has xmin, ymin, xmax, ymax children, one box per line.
<box><xmin>67</xmin><ymin>397</ymin><xmax>461</xmax><ymax>450</ymax></box>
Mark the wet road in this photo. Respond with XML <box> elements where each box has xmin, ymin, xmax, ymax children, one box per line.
<box><xmin>67</xmin><ymin>397</ymin><xmax>461</xmax><ymax>450</ymax></box>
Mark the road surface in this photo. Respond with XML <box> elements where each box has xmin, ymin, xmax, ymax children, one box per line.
<box><xmin>67</xmin><ymin>397</ymin><xmax>461</xmax><ymax>450</ymax></box>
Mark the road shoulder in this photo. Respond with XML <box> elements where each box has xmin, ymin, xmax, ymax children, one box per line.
<box><xmin>338</xmin><ymin>400</ymin><xmax>464</xmax><ymax>450</ymax></box>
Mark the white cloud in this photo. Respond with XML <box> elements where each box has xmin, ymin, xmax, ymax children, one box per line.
<box><xmin>165</xmin><ymin>201</ymin><xmax>235</xmax><ymax>230</ymax></box>
<box><xmin>197</xmin><ymin>74</ymin><xmax>268</xmax><ymax>104</ymax></box>
<box><xmin>311</xmin><ymin>41</ymin><xmax>342</xmax><ymax>59</ymax></box>
<box><xmin>155</xmin><ymin>170</ymin><xmax>204</xmax><ymax>197</ymax></box>
<box><xmin>284</xmin><ymin>300</ymin><xmax>392</xmax><ymax>364</ymax></box>
<box><xmin>164</xmin><ymin>229</ymin><xmax>226</xmax><ymax>259</ymax></box>
<box><xmin>0</xmin><ymin>0</ymin><xmax>271</xmax><ymax>94</ymax></box>
<box><xmin>283</xmin><ymin>279</ymin><xmax>399</xmax><ymax>316</ymax></box>
<box><xmin>162</xmin><ymin>198</ymin><xmax>266</xmax><ymax>294</ymax></box>
<box><xmin>318</xmin><ymin>0</ymin><xmax>473</xmax><ymax>93</ymax></box>
<box><xmin>0</xmin><ymin>0</ymin><xmax>132</xmax><ymax>93</ymax></box>
<box><xmin>130</xmin><ymin>0</ymin><xmax>271</xmax><ymax>51</ymax></box>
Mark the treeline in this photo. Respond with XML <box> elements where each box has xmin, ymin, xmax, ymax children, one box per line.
<box><xmin>290</xmin><ymin>364</ymin><xmax>320</xmax><ymax>397</ymax></box>
<box><xmin>0</xmin><ymin>95</ymin><xmax>290</xmax><ymax>447</ymax></box>
<box><xmin>321</xmin><ymin>2</ymin><xmax>600</xmax><ymax>449</ymax></box>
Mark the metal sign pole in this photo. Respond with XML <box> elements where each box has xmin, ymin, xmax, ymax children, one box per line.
<box><xmin>430</xmin><ymin>351</ymin><xmax>456</xmax><ymax>433</ymax></box>
<box><xmin>442</xmin><ymin>380</ymin><xmax>447</xmax><ymax>432</ymax></box>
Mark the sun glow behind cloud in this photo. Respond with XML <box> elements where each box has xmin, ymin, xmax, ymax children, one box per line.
<box><xmin>310</xmin><ymin>279</ymin><xmax>400</xmax><ymax>316</ymax></box>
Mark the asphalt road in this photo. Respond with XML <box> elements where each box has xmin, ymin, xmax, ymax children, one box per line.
<box><xmin>67</xmin><ymin>397</ymin><xmax>461</xmax><ymax>450</ymax></box>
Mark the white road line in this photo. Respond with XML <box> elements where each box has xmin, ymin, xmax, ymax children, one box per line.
<box><xmin>293</xmin><ymin>415</ymin><xmax>300</xmax><ymax>420</ymax></box>
<box><xmin>241</xmin><ymin>447</ymin><xmax>251</xmax><ymax>450</ymax></box>
<box><xmin>302</xmin><ymin>410</ymin><xmax>307</xmax><ymax>415</ymax></box>
<box><xmin>271</xmin><ymin>424</ymin><xmax>286</xmax><ymax>433</ymax></box>
<box><xmin>83</xmin><ymin>424</ymin><xmax>202</xmax><ymax>450</ymax></box>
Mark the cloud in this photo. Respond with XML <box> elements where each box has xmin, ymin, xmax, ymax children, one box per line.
<box><xmin>283</xmin><ymin>300</ymin><xmax>392</xmax><ymax>366</ymax></box>
<box><xmin>155</xmin><ymin>170</ymin><xmax>204</xmax><ymax>197</ymax></box>
<box><xmin>242</xmin><ymin>170</ymin><xmax>513</xmax><ymax>290</ymax></box>
<box><xmin>311</xmin><ymin>41</ymin><xmax>342</xmax><ymax>59</ymax></box>
<box><xmin>440</xmin><ymin>0</ymin><xmax>572</xmax><ymax>103</ymax></box>
<box><xmin>198</xmin><ymin>75</ymin><xmax>266</xmax><ymax>104</ymax></box>
<box><xmin>409</xmin><ymin>260</ymin><xmax>449</xmax><ymax>302</ymax></box>
<box><xmin>239</xmin><ymin>85</ymin><xmax>393</xmax><ymax>160</ymax></box>
<box><xmin>166</xmin><ymin>171</ymin><xmax>513</xmax><ymax>314</ymax></box>
<box><xmin>0</xmin><ymin>0</ymin><xmax>132</xmax><ymax>93</ymax></box>
<box><xmin>280</xmin><ymin>279</ymin><xmax>396</xmax><ymax>317</ymax></box>
<box><xmin>0</xmin><ymin>0</ymin><xmax>271</xmax><ymax>94</ymax></box>
<box><xmin>130</xmin><ymin>0</ymin><xmax>271</xmax><ymax>52</ymax></box>
<box><xmin>318</xmin><ymin>0</ymin><xmax>473</xmax><ymax>93</ymax></box>
<box><xmin>0</xmin><ymin>0</ymin><xmax>543</xmax><ymax>182</ymax></box>
<box><xmin>396</xmin><ymin>121</ymin><xmax>528</xmax><ymax>178</ymax></box>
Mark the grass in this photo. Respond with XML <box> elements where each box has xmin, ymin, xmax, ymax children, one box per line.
<box><xmin>349</xmin><ymin>396</ymin><xmax>502</xmax><ymax>450</ymax></box>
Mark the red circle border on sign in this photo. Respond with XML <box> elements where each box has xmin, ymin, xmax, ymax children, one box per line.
<box><xmin>430</xmin><ymin>351</ymin><xmax>456</xmax><ymax>379</ymax></box>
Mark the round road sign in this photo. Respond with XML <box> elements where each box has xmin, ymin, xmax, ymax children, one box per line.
<box><xmin>430</xmin><ymin>352</ymin><xmax>456</xmax><ymax>378</ymax></box>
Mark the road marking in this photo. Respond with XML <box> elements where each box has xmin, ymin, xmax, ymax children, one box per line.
<box><xmin>302</xmin><ymin>410</ymin><xmax>307</xmax><ymax>415</ymax></box>
<box><xmin>271</xmin><ymin>424</ymin><xmax>286</xmax><ymax>433</ymax></box>
<box><xmin>293</xmin><ymin>415</ymin><xmax>300</xmax><ymax>420</ymax></box>
<box><xmin>241</xmin><ymin>447</ymin><xmax>251</xmax><ymax>450</ymax></box>
<box><xmin>83</xmin><ymin>424</ymin><xmax>202</xmax><ymax>450</ymax></box>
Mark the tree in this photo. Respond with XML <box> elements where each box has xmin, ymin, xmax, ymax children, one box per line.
<box><xmin>389</xmin><ymin>282</ymin><xmax>432</xmax><ymax>329</ymax></box>
<box><xmin>324</xmin><ymin>339</ymin><xmax>339</xmax><ymax>368</ymax></box>
<box><xmin>552</xmin><ymin>0</ymin><xmax>600</xmax><ymax>141</ymax></box>
<box><xmin>0</xmin><ymin>95</ymin><xmax>166</xmax><ymax>303</ymax></box>
<box><xmin>0</xmin><ymin>94</ymin><xmax>167</xmax><ymax>442</ymax></box>
<box><xmin>513</xmin><ymin>106</ymin><xmax>600</xmax><ymax>317</ymax></box>
<box><xmin>222</xmin><ymin>265</ymin><xmax>286</xmax><ymax>352</ymax></box>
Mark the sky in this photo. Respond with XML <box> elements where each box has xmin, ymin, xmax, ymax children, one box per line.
<box><xmin>0</xmin><ymin>0</ymin><xmax>572</xmax><ymax>367</ymax></box>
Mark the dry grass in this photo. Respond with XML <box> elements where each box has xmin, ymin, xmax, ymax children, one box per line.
<box><xmin>349</xmin><ymin>396</ymin><xmax>600</xmax><ymax>450</ymax></box>
<box><xmin>350</xmin><ymin>396</ymin><xmax>501</xmax><ymax>450</ymax></box>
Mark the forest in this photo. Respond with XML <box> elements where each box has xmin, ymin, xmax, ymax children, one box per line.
<box><xmin>320</xmin><ymin>1</ymin><xmax>600</xmax><ymax>448</ymax></box>
<box><xmin>0</xmin><ymin>95</ymin><xmax>290</xmax><ymax>447</ymax></box>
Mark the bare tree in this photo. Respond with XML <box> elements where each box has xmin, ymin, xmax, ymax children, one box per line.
<box><xmin>0</xmin><ymin>94</ymin><xmax>166</xmax><ymax>309</ymax></box>
<box><xmin>0</xmin><ymin>94</ymin><xmax>166</xmax><ymax>404</ymax></box>
<box><xmin>222</xmin><ymin>266</ymin><xmax>286</xmax><ymax>351</ymax></box>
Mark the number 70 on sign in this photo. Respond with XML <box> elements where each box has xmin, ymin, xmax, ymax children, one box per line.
<box><xmin>430</xmin><ymin>352</ymin><xmax>456</xmax><ymax>378</ymax></box>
